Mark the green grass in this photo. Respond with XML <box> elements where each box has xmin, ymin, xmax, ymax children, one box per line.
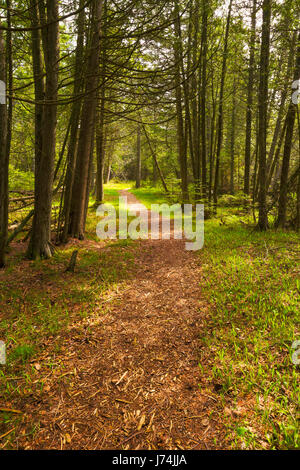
<box><xmin>198</xmin><ymin>217</ymin><xmax>300</xmax><ymax>449</ymax></box>
<box><xmin>0</xmin><ymin>246</ymin><xmax>134</xmax><ymax>362</ymax></box>
<box><xmin>131</xmin><ymin>186</ymin><xmax>173</xmax><ymax>208</ymax></box>
<box><xmin>104</xmin><ymin>181</ymin><xmax>135</xmax><ymax>191</ymax></box>
<box><xmin>86</xmin><ymin>186</ymin><xmax>122</xmax><ymax>241</ymax></box>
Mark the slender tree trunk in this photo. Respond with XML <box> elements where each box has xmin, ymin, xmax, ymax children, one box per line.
<box><xmin>208</xmin><ymin>81</ymin><xmax>217</xmax><ymax>202</ymax></box>
<box><xmin>0</xmin><ymin>1</ymin><xmax>13</xmax><ymax>265</ymax></box>
<box><xmin>230</xmin><ymin>81</ymin><xmax>236</xmax><ymax>194</ymax></box>
<box><xmin>257</xmin><ymin>0</ymin><xmax>271</xmax><ymax>231</ymax></box>
<box><xmin>252</xmin><ymin>137</ymin><xmax>259</xmax><ymax>220</ymax></box>
<box><xmin>136</xmin><ymin>123</ymin><xmax>141</xmax><ymax>188</ymax></box>
<box><xmin>95</xmin><ymin>0</ymin><xmax>107</xmax><ymax>205</ymax></box>
<box><xmin>30</xmin><ymin>0</ymin><xmax>44</xmax><ymax>186</ymax></box>
<box><xmin>84</xmin><ymin>125</ymin><xmax>95</xmax><ymax>223</ymax></box>
<box><xmin>143</xmin><ymin>124</ymin><xmax>169</xmax><ymax>193</ymax></box>
<box><xmin>269</xmin><ymin>118</ymin><xmax>287</xmax><ymax>192</ymax></box>
<box><xmin>184</xmin><ymin>6</ymin><xmax>195</xmax><ymax>183</ymax></box>
<box><xmin>153</xmin><ymin>156</ymin><xmax>158</xmax><ymax>185</ymax></box>
<box><xmin>106</xmin><ymin>162</ymin><xmax>112</xmax><ymax>183</ymax></box>
<box><xmin>213</xmin><ymin>0</ymin><xmax>233</xmax><ymax>210</ymax></box>
<box><xmin>266</xmin><ymin>33</ymin><xmax>296</xmax><ymax>191</ymax></box>
<box><xmin>95</xmin><ymin>108</ymin><xmax>106</xmax><ymax>203</ymax></box>
<box><xmin>0</xmin><ymin>27</ymin><xmax>8</xmax><ymax>268</ymax></box>
<box><xmin>244</xmin><ymin>0</ymin><xmax>256</xmax><ymax>195</ymax></box>
<box><xmin>190</xmin><ymin>2</ymin><xmax>200</xmax><ymax>188</ymax></box>
<box><xmin>69</xmin><ymin>0</ymin><xmax>103</xmax><ymax>239</ymax></box>
<box><xmin>200</xmin><ymin>0</ymin><xmax>208</xmax><ymax>198</ymax></box>
<box><xmin>295</xmin><ymin>109</ymin><xmax>300</xmax><ymax>230</ymax></box>
<box><xmin>276</xmin><ymin>32</ymin><xmax>300</xmax><ymax>228</ymax></box>
<box><xmin>27</xmin><ymin>0</ymin><xmax>59</xmax><ymax>259</ymax></box>
<box><xmin>61</xmin><ymin>0</ymin><xmax>85</xmax><ymax>242</ymax></box>
<box><xmin>296</xmin><ymin>166</ymin><xmax>300</xmax><ymax>231</ymax></box>
<box><xmin>173</xmin><ymin>0</ymin><xmax>188</xmax><ymax>202</ymax></box>
<box><xmin>6</xmin><ymin>0</ymin><xmax>12</xmax><ymax>188</ymax></box>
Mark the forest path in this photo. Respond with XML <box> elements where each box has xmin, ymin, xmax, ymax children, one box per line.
<box><xmin>18</xmin><ymin>190</ymin><xmax>225</xmax><ymax>449</ymax></box>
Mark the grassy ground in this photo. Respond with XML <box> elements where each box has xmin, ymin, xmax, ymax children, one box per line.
<box><xmin>121</xmin><ymin>185</ymin><xmax>300</xmax><ymax>449</ymax></box>
<box><xmin>1</xmin><ymin>183</ymin><xmax>299</xmax><ymax>449</ymax></box>
<box><xmin>131</xmin><ymin>186</ymin><xmax>176</xmax><ymax>208</ymax></box>
<box><xmin>199</xmin><ymin>217</ymin><xmax>299</xmax><ymax>449</ymax></box>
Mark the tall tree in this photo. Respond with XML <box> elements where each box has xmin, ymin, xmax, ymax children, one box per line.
<box><xmin>213</xmin><ymin>0</ymin><xmax>233</xmax><ymax>209</ymax></box>
<box><xmin>266</xmin><ymin>36</ymin><xmax>295</xmax><ymax>191</ymax></box>
<box><xmin>200</xmin><ymin>0</ymin><xmax>208</xmax><ymax>198</ymax></box>
<box><xmin>230</xmin><ymin>78</ymin><xmax>236</xmax><ymax>194</ymax></box>
<box><xmin>0</xmin><ymin>26</ymin><xmax>8</xmax><ymax>268</ymax></box>
<box><xmin>136</xmin><ymin>123</ymin><xmax>141</xmax><ymax>189</ymax></box>
<box><xmin>244</xmin><ymin>0</ymin><xmax>257</xmax><ymax>195</ymax></box>
<box><xmin>173</xmin><ymin>0</ymin><xmax>188</xmax><ymax>202</ymax></box>
<box><xmin>276</xmin><ymin>32</ymin><xmax>300</xmax><ymax>227</ymax></box>
<box><xmin>143</xmin><ymin>124</ymin><xmax>169</xmax><ymax>193</ymax></box>
<box><xmin>95</xmin><ymin>0</ymin><xmax>107</xmax><ymax>205</ymax></box>
<box><xmin>27</xmin><ymin>0</ymin><xmax>60</xmax><ymax>258</ymax></box>
<box><xmin>61</xmin><ymin>0</ymin><xmax>86</xmax><ymax>242</ymax></box>
<box><xmin>69</xmin><ymin>0</ymin><xmax>103</xmax><ymax>239</ymax></box>
<box><xmin>257</xmin><ymin>0</ymin><xmax>271</xmax><ymax>231</ymax></box>
<box><xmin>29</xmin><ymin>0</ymin><xmax>45</xmax><ymax>189</ymax></box>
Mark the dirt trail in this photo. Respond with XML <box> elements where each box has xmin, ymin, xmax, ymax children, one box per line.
<box><xmin>16</xmin><ymin>190</ymin><xmax>225</xmax><ymax>450</ymax></box>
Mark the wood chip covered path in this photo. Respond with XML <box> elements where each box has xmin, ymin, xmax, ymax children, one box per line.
<box><xmin>10</xmin><ymin>190</ymin><xmax>226</xmax><ymax>450</ymax></box>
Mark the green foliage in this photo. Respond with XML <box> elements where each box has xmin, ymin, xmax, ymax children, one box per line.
<box><xmin>218</xmin><ymin>192</ymin><xmax>251</xmax><ymax>207</ymax></box>
<box><xmin>8</xmin><ymin>345</ymin><xmax>35</xmax><ymax>364</ymax></box>
<box><xmin>198</xmin><ymin>217</ymin><xmax>300</xmax><ymax>449</ymax></box>
<box><xmin>131</xmin><ymin>185</ymin><xmax>173</xmax><ymax>208</ymax></box>
<box><xmin>9</xmin><ymin>165</ymin><xmax>34</xmax><ymax>192</ymax></box>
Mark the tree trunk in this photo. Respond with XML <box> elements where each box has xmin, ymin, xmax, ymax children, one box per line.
<box><xmin>230</xmin><ymin>80</ymin><xmax>236</xmax><ymax>194</ymax></box>
<box><xmin>27</xmin><ymin>0</ymin><xmax>59</xmax><ymax>259</ymax></box>
<box><xmin>276</xmin><ymin>32</ymin><xmax>300</xmax><ymax>228</ymax></box>
<box><xmin>200</xmin><ymin>0</ymin><xmax>208</xmax><ymax>198</ymax></box>
<box><xmin>257</xmin><ymin>0</ymin><xmax>271</xmax><ymax>231</ymax></box>
<box><xmin>266</xmin><ymin>33</ymin><xmax>296</xmax><ymax>191</ymax></box>
<box><xmin>69</xmin><ymin>0</ymin><xmax>103</xmax><ymax>239</ymax></box>
<box><xmin>190</xmin><ymin>2</ymin><xmax>200</xmax><ymax>189</ymax></box>
<box><xmin>213</xmin><ymin>0</ymin><xmax>233</xmax><ymax>210</ymax></box>
<box><xmin>106</xmin><ymin>162</ymin><xmax>112</xmax><ymax>183</ymax></box>
<box><xmin>30</xmin><ymin>0</ymin><xmax>45</xmax><ymax>186</ymax></box>
<box><xmin>0</xmin><ymin>27</ymin><xmax>8</xmax><ymax>268</ymax></box>
<box><xmin>136</xmin><ymin>123</ymin><xmax>141</xmax><ymax>188</ymax></box>
<box><xmin>173</xmin><ymin>0</ymin><xmax>188</xmax><ymax>202</ymax></box>
<box><xmin>143</xmin><ymin>124</ymin><xmax>169</xmax><ymax>193</ymax></box>
<box><xmin>61</xmin><ymin>0</ymin><xmax>85</xmax><ymax>242</ymax></box>
<box><xmin>296</xmin><ymin>166</ymin><xmax>300</xmax><ymax>231</ymax></box>
<box><xmin>95</xmin><ymin>108</ymin><xmax>106</xmax><ymax>204</ymax></box>
<box><xmin>269</xmin><ymin>118</ymin><xmax>287</xmax><ymax>192</ymax></box>
<box><xmin>296</xmin><ymin>109</ymin><xmax>300</xmax><ymax>231</ymax></box>
<box><xmin>244</xmin><ymin>0</ymin><xmax>256</xmax><ymax>195</ymax></box>
<box><xmin>208</xmin><ymin>81</ymin><xmax>217</xmax><ymax>202</ymax></box>
<box><xmin>84</xmin><ymin>125</ymin><xmax>96</xmax><ymax>223</ymax></box>
<box><xmin>95</xmin><ymin>0</ymin><xmax>107</xmax><ymax>205</ymax></box>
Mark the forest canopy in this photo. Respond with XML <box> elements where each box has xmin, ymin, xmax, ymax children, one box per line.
<box><xmin>0</xmin><ymin>0</ymin><xmax>299</xmax><ymax>263</ymax></box>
